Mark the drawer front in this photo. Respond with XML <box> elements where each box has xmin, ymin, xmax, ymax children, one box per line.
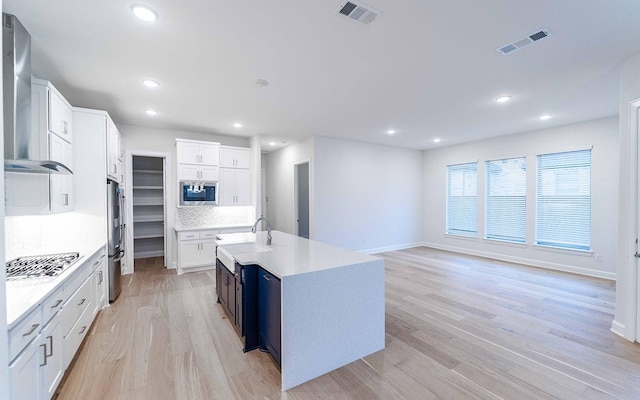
<box><xmin>64</xmin><ymin>301</ymin><xmax>93</xmax><ymax>370</ymax></box>
<box><xmin>9</xmin><ymin>308</ymin><xmax>42</xmax><ymax>362</ymax></box>
<box><xmin>63</xmin><ymin>279</ymin><xmax>92</xmax><ymax>337</ymax></box>
<box><xmin>64</xmin><ymin>260</ymin><xmax>92</xmax><ymax>302</ymax></box>
<box><xmin>42</xmin><ymin>286</ymin><xmax>65</xmax><ymax>325</ymax></box>
<box><xmin>88</xmin><ymin>250</ymin><xmax>106</xmax><ymax>273</ymax></box>
<box><xmin>178</xmin><ymin>231</ymin><xmax>199</xmax><ymax>241</ymax></box>
<box><xmin>199</xmin><ymin>230</ymin><xmax>218</xmax><ymax>239</ymax></box>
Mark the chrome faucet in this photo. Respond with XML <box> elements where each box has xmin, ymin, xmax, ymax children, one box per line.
<box><xmin>251</xmin><ymin>216</ymin><xmax>272</xmax><ymax>245</ymax></box>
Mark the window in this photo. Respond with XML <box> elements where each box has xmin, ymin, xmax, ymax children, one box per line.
<box><xmin>536</xmin><ymin>149</ymin><xmax>591</xmax><ymax>251</ymax></box>
<box><xmin>485</xmin><ymin>157</ymin><xmax>526</xmax><ymax>243</ymax></box>
<box><xmin>446</xmin><ymin>162</ymin><xmax>477</xmax><ymax>237</ymax></box>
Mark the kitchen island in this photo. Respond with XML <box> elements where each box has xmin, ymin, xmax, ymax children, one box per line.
<box><xmin>216</xmin><ymin>230</ymin><xmax>385</xmax><ymax>391</ymax></box>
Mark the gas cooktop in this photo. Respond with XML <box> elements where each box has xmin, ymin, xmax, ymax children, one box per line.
<box><xmin>6</xmin><ymin>252</ymin><xmax>81</xmax><ymax>280</ymax></box>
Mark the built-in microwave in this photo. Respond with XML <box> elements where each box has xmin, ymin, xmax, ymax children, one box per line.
<box><xmin>179</xmin><ymin>181</ymin><xmax>218</xmax><ymax>206</ymax></box>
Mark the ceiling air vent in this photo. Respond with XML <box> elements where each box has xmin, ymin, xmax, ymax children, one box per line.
<box><xmin>338</xmin><ymin>1</ymin><xmax>381</xmax><ymax>25</ymax></box>
<box><xmin>497</xmin><ymin>28</ymin><xmax>550</xmax><ymax>55</ymax></box>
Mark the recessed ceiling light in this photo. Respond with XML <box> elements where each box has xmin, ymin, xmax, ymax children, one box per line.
<box><xmin>131</xmin><ymin>4</ymin><xmax>158</xmax><ymax>22</ymax></box>
<box><xmin>255</xmin><ymin>79</ymin><xmax>269</xmax><ymax>87</ymax></box>
<box><xmin>142</xmin><ymin>79</ymin><xmax>159</xmax><ymax>88</ymax></box>
<box><xmin>145</xmin><ymin>109</ymin><xmax>158</xmax><ymax>116</ymax></box>
<box><xmin>386</xmin><ymin>129</ymin><xmax>396</xmax><ymax>135</ymax></box>
<box><xmin>539</xmin><ymin>114</ymin><xmax>552</xmax><ymax>120</ymax></box>
<box><xmin>233</xmin><ymin>122</ymin><xmax>243</xmax><ymax>128</ymax></box>
<box><xmin>269</xmin><ymin>142</ymin><xmax>276</xmax><ymax>146</ymax></box>
<box><xmin>496</xmin><ymin>96</ymin><xmax>511</xmax><ymax>103</ymax></box>
<box><xmin>434</xmin><ymin>138</ymin><xmax>441</xmax><ymax>143</ymax></box>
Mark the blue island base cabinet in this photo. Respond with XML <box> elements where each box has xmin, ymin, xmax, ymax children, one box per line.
<box><xmin>258</xmin><ymin>267</ymin><xmax>281</xmax><ymax>367</ymax></box>
<box><xmin>215</xmin><ymin>259</ymin><xmax>259</xmax><ymax>352</ymax></box>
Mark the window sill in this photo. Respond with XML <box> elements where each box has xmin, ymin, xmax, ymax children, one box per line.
<box><xmin>533</xmin><ymin>244</ymin><xmax>593</xmax><ymax>257</ymax></box>
<box><xmin>483</xmin><ymin>238</ymin><xmax>528</xmax><ymax>248</ymax></box>
<box><xmin>444</xmin><ymin>233</ymin><xmax>479</xmax><ymax>241</ymax></box>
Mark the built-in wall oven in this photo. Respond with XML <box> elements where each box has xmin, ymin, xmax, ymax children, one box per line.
<box><xmin>180</xmin><ymin>181</ymin><xmax>218</xmax><ymax>206</ymax></box>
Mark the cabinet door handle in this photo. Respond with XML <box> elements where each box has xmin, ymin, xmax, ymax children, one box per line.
<box><xmin>51</xmin><ymin>299</ymin><xmax>63</xmax><ymax>308</ymax></box>
<box><xmin>62</xmin><ymin>120</ymin><xmax>68</xmax><ymax>135</ymax></box>
<box><xmin>63</xmin><ymin>193</ymin><xmax>69</xmax><ymax>206</ymax></box>
<box><xmin>79</xmin><ymin>326</ymin><xmax>87</xmax><ymax>334</ymax></box>
<box><xmin>262</xmin><ymin>274</ymin><xmax>271</xmax><ymax>281</ymax></box>
<box><xmin>23</xmin><ymin>323</ymin><xmax>39</xmax><ymax>336</ymax></box>
<box><xmin>40</xmin><ymin>343</ymin><xmax>48</xmax><ymax>366</ymax></box>
<box><xmin>78</xmin><ymin>298</ymin><xmax>86</xmax><ymax>306</ymax></box>
<box><xmin>99</xmin><ymin>270</ymin><xmax>103</xmax><ymax>285</ymax></box>
<box><xmin>46</xmin><ymin>335</ymin><xmax>54</xmax><ymax>357</ymax></box>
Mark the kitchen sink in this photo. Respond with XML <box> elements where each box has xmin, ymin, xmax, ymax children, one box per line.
<box><xmin>221</xmin><ymin>242</ymin><xmax>273</xmax><ymax>254</ymax></box>
<box><xmin>217</xmin><ymin>242</ymin><xmax>273</xmax><ymax>271</ymax></box>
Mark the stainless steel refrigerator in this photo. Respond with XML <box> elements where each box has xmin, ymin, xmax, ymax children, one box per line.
<box><xmin>107</xmin><ymin>179</ymin><xmax>124</xmax><ymax>301</ymax></box>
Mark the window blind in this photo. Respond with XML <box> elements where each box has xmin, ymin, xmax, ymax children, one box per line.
<box><xmin>485</xmin><ymin>157</ymin><xmax>526</xmax><ymax>243</ymax></box>
<box><xmin>536</xmin><ymin>149</ymin><xmax>591</xmax><ymax>250</ymax></box>
<box><xmin>446</xmin><ymin>162</ymin><xmax>478</xmax><ymax>237</ymax></box>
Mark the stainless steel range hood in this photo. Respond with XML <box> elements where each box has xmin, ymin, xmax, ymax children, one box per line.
<box><xmin>3</xmin><ymin>13</ymin><xmax>72</xmax><ymax>175</ymax></box>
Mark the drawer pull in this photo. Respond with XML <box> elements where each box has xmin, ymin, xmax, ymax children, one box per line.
<box><xmin>262</xmin><ymin>274</ymin><xmax>271</xmax><ymax>281</ymax></box>
<box><xmin>51</xmin><ymin>299</ymin><xmax>63</xmax><ymax>308</ymax></box>
<box><xmin>23</xmin><ymin>323</ymin><xmax>39</xmax><ymax>337</ymax></box>
<box><xmin>78</xmin><ymin>298</ymin><xmax>86</xmax><ymax>306</ymax></box>
<box><xmin>79</xmin><ymin>326</ymin><xmax>87</xmax><ymax>334</ymax></box>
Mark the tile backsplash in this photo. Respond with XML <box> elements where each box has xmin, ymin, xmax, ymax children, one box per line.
<box><xmin>175</xmin><ymin>206</ymin><xmax>255</xmax><ymax>228</ymax></box>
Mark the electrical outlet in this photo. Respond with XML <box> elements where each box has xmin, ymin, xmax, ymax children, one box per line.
<box><xmin>595</xmin><ymin>253</ymin><xmax>603</xmax><ymax>262</ymax></box>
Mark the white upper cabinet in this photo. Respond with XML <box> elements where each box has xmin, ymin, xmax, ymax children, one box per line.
<box><xmin>219</xmin><ymin>146</ymin><xmax>250</xmax><ymax>169</ymax></box>
<box><xmin>106</xmin><ymin>118</ymin><xmax>123</xmax><ymax>183</ymax></box>
<box><xmin>48</xmin><ymin>88</ymin><xmax>73</xmax><ymax>143</ymax></box>
<box><xmin>177</xmin><ymin>140</ymin><xmax>219</xmax><ymax>166</ymax></box>
<box><xmin>219</xmin><ymin>168</ymin><xmax>251</xmax><ymax>206</ymax></box>
<box><xmin>49</xmin><ymin>134</ymin><xmax>74</xmax><ymax>213</ymax></box>
<box><xmin>6</xmin><ymin>79</ymin><xmax>75</xmax><ymax>216</ymax></box>
<box><xmin>178</xmin><ymin>164</ymin><xmax>219</xmax><ymax>182</ymax></box>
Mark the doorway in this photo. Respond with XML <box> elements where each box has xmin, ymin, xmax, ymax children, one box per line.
<box><xmin>294</xmin><ymin>162</ymin><xmax>310</xmax><ymax>239</ymax></box>
<box><xmin>125</xmin><ymin>151</ymin><xmax>171</xmax><ymax>273</ymax></box>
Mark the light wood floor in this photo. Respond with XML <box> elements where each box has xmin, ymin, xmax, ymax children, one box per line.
<box><xmin>54</xmin><ymin>248</ymin><xmax>640</xmax><ymax>399</ymax></box>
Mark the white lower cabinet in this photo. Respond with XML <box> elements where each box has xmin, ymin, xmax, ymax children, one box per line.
<box><xmin>177</xmin><ymin>230</ymin><xmax>218</xmax><ymax>273</ymax></box>
<box><xmin>7</xmin><ymin>246</ymin><xmax>107</xmax><ymax>400</ymax></box>
<box><xmin>8</xmin><ymin>303</ymin><xmax>64</xmax><ymax>400</ymax></box>
<box><xmin>40</xmin><ymin>313</ymin><xmax>64</xmax><ymax>400</ymax></box>
<box><xmin>92</xmin><ymin>258</ymin><xmax>107</xmax><ymax>316</ymax></box>
<box><xmin>9</xmin><ymin>334</ymin><xmax>41</xmax><ymax>400</ymax></box>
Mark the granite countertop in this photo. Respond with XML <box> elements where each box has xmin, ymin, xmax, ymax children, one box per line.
<box><xmin>216</xmin><ymin>230</ymin><xmax>381</xmax><ymax>279</ymax></box>
<box><xmin>6</xmin><ymin>240</ymin><xmax>106</xmax><ymax>328</ymax></box>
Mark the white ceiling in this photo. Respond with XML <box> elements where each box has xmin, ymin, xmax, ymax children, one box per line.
<box><xmin>4</xmin><ymin>1</ymin><xmax>640</xmax><ymax>151</ymax></box>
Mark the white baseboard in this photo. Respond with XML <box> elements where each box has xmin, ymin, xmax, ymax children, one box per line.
<box><xmin>610</xmin><ymin>320</ymin><xmax>631</xmax><ymax>341</ymax></box>
<box><xmin>359</xmin><ymin>242</ymin><xmax>424</xmax><ymax>255</ymax></box>
<box><xmin>418</xmin><ymin>241</ymin><xmax>616</xmax><ymax>280</ymax></box>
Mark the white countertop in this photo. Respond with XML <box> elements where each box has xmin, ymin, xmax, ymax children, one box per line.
<box><xmin>216</xmin><ymin>231</ymin><xmax>381</xmax><ymax>279</ymax></box>
<box><xmin>6</xmin><ymin>240</ymin><xmax>106</xmax><ymax>328</ymax></box>
<box><xmin>174</xmin><ymin>223</ymin><xmax>253</xmax><ymax>232</ymax></box>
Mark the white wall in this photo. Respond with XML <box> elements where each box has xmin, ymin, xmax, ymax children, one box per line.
<box><xmin>119</xmin><ymin>123</ymin><xmax>255</xmax><ymax>269</ymax></box>
<box><xmin>313</xmin><ymin>136</ymin><xmax>423</xmax><ymax>252</ymax></box>
<box><xmin>613</xmin><ymin>51</ymin><xmax>640</xmax><ymax>340</ymax></box>
<box><xmin>265</xmin><ymin>137</ymin><xmax>314</xmax><ymax>234</ymax></box>
<box><xmin>422</xmin><ymin>117</ymin><xmax>619</xmax><ymax>279</ymax></box>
